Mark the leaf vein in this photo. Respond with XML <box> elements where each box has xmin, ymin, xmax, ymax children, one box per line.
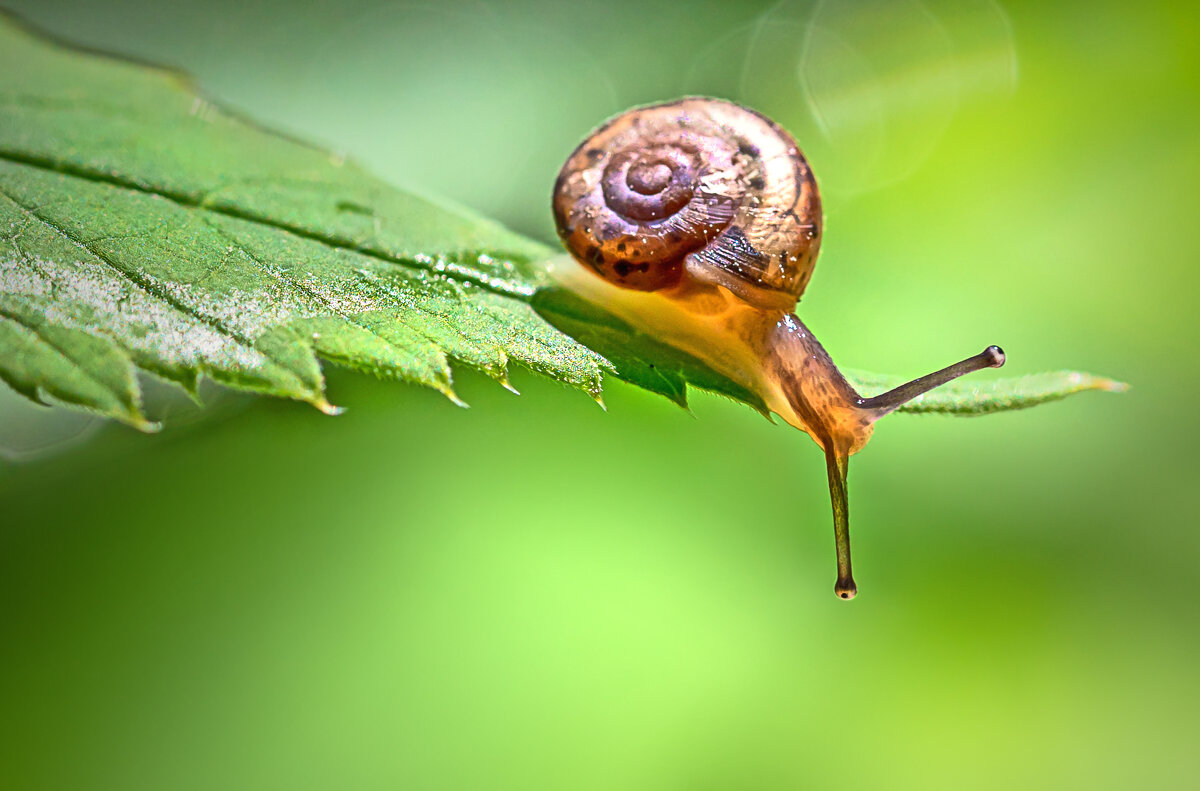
<box><xmin>0</xmin><ymin>306</ymin><xmax>139</xmax><ymax>415</ymax></box>
<box><xmin>0</xmin><ymin>147</ymin><xmax>537</xmax><ymax>300</ymax></box>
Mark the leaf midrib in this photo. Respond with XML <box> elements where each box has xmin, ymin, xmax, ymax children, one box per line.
<box><xmin>0</xmin><ymin>147</ymin><xmax>542</xmax><ymax>301</ymax></box>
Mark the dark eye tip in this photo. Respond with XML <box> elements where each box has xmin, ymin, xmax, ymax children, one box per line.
<box><xmin>984</xmin><ymin>345</ymin><xmax>1006</xmax><ymax>368</ymax></box>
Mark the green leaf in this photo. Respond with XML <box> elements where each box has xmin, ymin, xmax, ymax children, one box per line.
<box><xmin>0</xmin><ymin>14</ymin><xmax>605</xmax><ymax>428</ymax></box>
<box><xmin>0</xmin><ymin>14</ymin><xmax>1124</xmax><ymax>430</ymax></box>
<box><xmin>843</xmin><ymin>369</ymin><xmax>1128</xmax><ymax>415</ymax></box>
<box><xmin>532</xmin><ymin>286</ymin><xmax>1127</xmax><ymax>418</ymax></box>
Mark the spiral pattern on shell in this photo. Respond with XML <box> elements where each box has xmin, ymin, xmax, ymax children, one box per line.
<box><xmin>552</xmin><ymin>98</ymin><xmax>822</xmax><ymax>309</ymax></box>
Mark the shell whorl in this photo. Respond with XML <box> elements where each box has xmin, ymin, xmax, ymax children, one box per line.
<box><xmin>552</xmin><ymin>98</ymin><xmax>822</xmax><ymax>310</ymax></box>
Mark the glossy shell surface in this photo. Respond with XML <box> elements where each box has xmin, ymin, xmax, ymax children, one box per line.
<box><xmin>552</xmin><ymin>98</ymin><xmax>822</xmax><ymax>310</ymax></box>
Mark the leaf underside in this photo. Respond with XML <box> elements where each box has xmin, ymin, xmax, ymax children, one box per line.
<box><xmin>842</xmin><ymin>369</ymin><xmax>1127</xmax><ymax>415</ymax></box>
<box><xmin>532</xmin><ymin>288</ymin><xmax>1126</xmax><ymax>418</ymax></box>
<box><xmin>0</xmin><ymin>14</ymin><xmax>1124</xmax><ymax>430</ymax></box>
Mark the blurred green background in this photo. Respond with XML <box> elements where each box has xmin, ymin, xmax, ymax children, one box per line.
<box><xmin>0</xmin><ymin>0</ymin><xmax>1196</xmax><ymax>788</ymax></box>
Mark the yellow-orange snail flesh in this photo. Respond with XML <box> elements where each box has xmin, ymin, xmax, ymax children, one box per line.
<box><xmin>551</xmin><ymin>98</ymin><xmax>1004</xmax><ymax>599</ymax></box>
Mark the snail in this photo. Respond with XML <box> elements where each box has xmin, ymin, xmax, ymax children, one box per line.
<box><xmin>550</xmin><ymin>98</ymin><xmax>1005</xmax><ymax>600</ymax></box>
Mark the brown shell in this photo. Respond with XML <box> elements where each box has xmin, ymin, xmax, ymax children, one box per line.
<box><xmin>552</xmin><ymin>98</ymin><xmax>822</xmax><ymax>310</ymax></box>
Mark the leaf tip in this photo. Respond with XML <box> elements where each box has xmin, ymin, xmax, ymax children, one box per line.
<box><xmin>442</xmin><ymin>386</ymin><xmax>470</xmax><ymax>409</ymax></box>
<box><xmin>314</xmin><ymin>398</ymin><xmax>345</xmax><ymax>416</ymax></box>
<box><xmin>496</xmin><ymin>371</ymin><xmax>521</xmax><ymax>396</ymax></box>
<box><xmin>1063</xmin><ymin>371</ymin><xmax>1130</xmax><ymax>396</ymax></box>
<box><xmin>130</xmin><ymin>416</ymin><xmax>163</xmax><ymax>433</ymax></box>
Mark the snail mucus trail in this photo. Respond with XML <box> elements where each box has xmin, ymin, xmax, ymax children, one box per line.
<box><xmin>550</xmin><ymin>98</ymin><xmax>1004</xmax><ymax>599</ymax></box>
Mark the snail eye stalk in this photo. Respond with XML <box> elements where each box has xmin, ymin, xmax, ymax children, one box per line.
<box><xmin>858</xmin><ymin>346</ymin><xmax>1006</xmax><ymax>416</ymax></box>
<box><xmin>825</xmin><ymin>446</ymin><xmax>856</xmax><ymax>600</ymax></box>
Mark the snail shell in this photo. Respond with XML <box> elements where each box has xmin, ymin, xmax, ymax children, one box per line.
<box><xmin>552</xmin><ymin>98</ymin><xmax>822</xmax><ymax>311</ymax></box>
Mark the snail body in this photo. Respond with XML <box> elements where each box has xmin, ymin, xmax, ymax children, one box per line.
<box><xmin>551</xmin><ymin>98</ymin><xmax>1004</xmax><ymax>599</ymax></box>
